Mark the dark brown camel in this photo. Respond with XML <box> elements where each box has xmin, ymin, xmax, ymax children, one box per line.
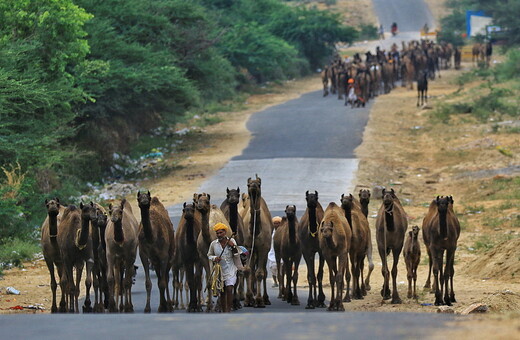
<box><xmin>105</xmin><ymin>199</ymin><xmax>139</xmax><ymax>313</ymax></box>
<box><xmin>297</xmin><ymin>190</ymin><xmax>326</xmax><ymax>309</ymax></box>
<box><xmin>358</xmin><ymin>189</ymin><xmax>375</xmax><ymax>291</ymax></box>
<box><xmin>176</xmin><ymin>201</ymin><xmax>203</xmax><ymax>312</ymax></box>
<box><xmin>220</xmin><ymin>187</ymin><xmax>246</xmax><ymax>307</ymax></box>
<box><xmin>319</xmin><ymin>202</ymin><xmax>351</xmax><ymax>311</ymax></box>
<box><xmin>41</xmin><ymin>198</ymin><xmax>67</xmax><ymax>313</ymax></box>
<box><xmin>340</xmin><ymin>194</ymin><xmax>371</xmax><ymax>300</ymax></box>
<box><xmin>422</xmin><ymin>196</ymin><xmax>460</xmax><ymax>306</ymax></box>
<box><xmin>242</xmin><ymin>174</ymin><xmax>272</xmax><ymax>308</ymax></box>
<box><xmin>375</xmin><ymin>188</ymin><xmax>408</xmax><ymax>304</ymax></box>
<box><xmin>403</xmin><ymin>225</ymin><xmax>421</xmax><ymax>299</ymax></box>
<box><xmin>137</xmin><ymin>191</ymin><xmax>175</xmax><ymax>313</ymax></box>
<box><xmin>58</xmin><ymin>202</ymin><xmax>95</xmax><ymax>313</ymax></box>
<box><xmin>274</xmin><ymin>205</ymin><xmax>301</xmax><ymax>305</ymax></box>
<box><xmin>90</xmin><ymin>204</ymin><xmax>109</xmax><ymax>313</ymax></box>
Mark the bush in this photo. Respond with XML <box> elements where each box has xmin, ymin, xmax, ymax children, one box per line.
<box><xmin>0</xmin><ymin>238</ymin><xmax>40</xmax><ymax>272</ymax></box>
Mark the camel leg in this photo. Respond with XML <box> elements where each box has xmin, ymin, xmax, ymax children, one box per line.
<box><xmin>254</xmin><ymin>257</ymin><xmax>267</xmax><ymax>308</ymax></box>
<box><xmin>82</xmin><ymin>260</ymin><xmax>93</xmax><ymax>313</ymax></box>
<box><xmin>45</xmin><ymin>260</ymin><xmax>59</xmax><ymax>313</ymax></box>
<box><xmin>291</xmin><ymin>258</ymin><xmax>300</xmax><ymax>305</ymax></box>
<box><xmin>354</xmin><ymin>257</ymin><xmax>363</xmax><ymax>299</ymax></box>
<box><xmin>244</xmin><ymin>261</ymin><xmax>255</xmax><ymax>307</ymax></box>
<box><xmin>378</xmin><ymin>246</ymin><xmax>390</xmax><ymax>300</ymax></box>
<box><xmin>448</xmin><ymin>251</ymin><xmax>456</xmax><ymax>303</ymax></box>
<box><xmin>413</xmin><ymin>264</ymin><xmax>418</xmax><ymax>300</ymax></box>
<box><xmin>364</xmin><ymin>242</ymin><xmax>374</xmax><ymax>292</ymax></box>
<box><xmin>424</xmin><ymin>248</ymin><xmax>432</xmax><ymax>290</ymax></box>
<box><xmin>284</xmin><ymin>259</ymin><xmax>292</xmax><ymax>304</ymax></box>
<box><xmin>124</xmin><ymin>261</ymin><xmax>134</xmax><ymax>313</ymax></box>
<box><xmin>74</xmin><ymin>263</ymin><xmax>85</xmax><ymax>313</ymax></box>
<box><xmin>359</xmin><ymin>256</ymin><xmax>367</xmax><ymax>297</ymax></box>
<box><xmin>277</xmin><ymin>259</ymin><xmax>284</xmax><ymax>300</ymax></box>
<box><xmin>390</xmin><ymin>248</ymin><xmax>402</xmax><ymax>304</ymax></box>
<box><xmin>156</xmin><ymin>262</ymin><xmax>168</xmax><ymax>313</ymax></box>
<box><xmin>141</xmin><ymin>253</ymin><xmax>152</xmax><ymax>313</ymax></box>
<box><xmin>406</xmin><ymin>260</ymin><xmax>413</xmax><ymax>299</ymax></box>
<box><xmin>444</xmin><ymin>249</ymin><xmax>455</xmax><ymax>306</ymax></box>
<box><xmin>317</xmin><ymin>254</ymin><xmax>326</xmax><ymax>307</ymax></box>
<box><xmin>185</xmin><ymin>263</ymin><xmax>197</xmax><ymax>312</ymax></box>
<box><xmin>336</xmin><ymin>254</ymin><xmax>347</xmax><ymax>311</ymax></box>
<box><xmin>200</xmin><ymin>258</ymin><xmax>212</xmax><ymax>313</ymax></box>
<box><xmin>343</xmin><ymin>259</ymin><xmax>351</xmax><ymax>302</ymax></box>
<box><xmin>326</xmin><ymin>257</ymin><xmax>337</xmax><ymax>311</ymax></box>
<box><xmin>432</xmin><ymin>250</ymin><xmax>443</xmax><ymax>306</ymax></box>
<box><xmin>303</xmin><ymin>252</ymin><xmax>316</xmax><ymax>309</ymax></box>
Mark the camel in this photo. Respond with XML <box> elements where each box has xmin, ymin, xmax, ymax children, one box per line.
<box><xmin>403</xmin><ymin>225</ymin><xmax>421</xmax><ymax>299</ymax></box>
<box><xmin>422</xmin><ymin>196</ymin><xmax>460</xmax><ymax>306</ymax></box>
<box><xmin>417</xmin><ymin>69</ymin><xmax>428</xmax><ymax>107</ymax></box>
<box><xmin>319</xmin><ymin>202</ymin><xmax>351</xmax><ymax>311</ymax></box>
<box><xmin>137</xmin><ymin>191</ymin><xmax>175</xmax><ymax>313</ymax></box>
<box><xmin>194</xmin><ymin>193</ymin><xmax>221</xmax><ymax>312</ymax></box>
<box><xmin>340</xmin><ymin>194</ymin><xmax>372</xmax><ymax>299</ymax></box>
<box><xmin>41</xmin><ymin>198</ymin><xmax>67</xmax><ymax>313</ymax></box>
<box><xmin>175</xmin><ymin>201</ymin><xmax>203</xmax><ymax>312</ymax></box>
<box><xmin>220</xmin><ymin>187</ymin><xmax>247</xmax><ymax>307</ymax></box>
<box><xmin>375</xmin><ymin>188</ymin><xmax>408</xmax><ymax>304</ymax></box>
<box><xmin>273</xmin><ymin>205</ymin><xmax>301</xmax><ymax>305</ymax></box>
<box><xmin>298</xmin><ymin>190</ymin><xmax>326</xmax><ymax>309</ymax></box>
<box><xmin>105</xmin><ymin>199</ymin><xmax>139</xmax><ymax>313</ymax></box>
<box><xmin>242</xmin><ymin>174</ymin><xmax>272</xmax><ymax>308</ymax></box>
<box><xmin>321</xmin><ymin>65</ymin><xmax>329</xmax><ymax>97</ymax></box>
<box><xmin>90</xmin><ymin>204</ymin><xmax>109</xmax><ymax>313</ymax></box>
<box><xmin>57</xmin><ymin>202</ymin><xmax>95</xmax><ymax>313</ymax></box>
<box><xmin>358</xmin><ymin>189</ymin><xmax>371</xmax><ymax>218</ymax></box>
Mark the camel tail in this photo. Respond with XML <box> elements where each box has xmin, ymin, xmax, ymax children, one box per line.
<box><xmin>364</xmin><ymin>239</ymin><xmax>375</xmax><ymax>290</ymax></box>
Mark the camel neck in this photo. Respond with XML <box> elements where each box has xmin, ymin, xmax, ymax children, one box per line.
<box><xmin>249</xmin><ymin>206</ymin><xmax>261</xmax><ymax>236</ymax></box>
<box><xmin>288</xmin><ymin>215</ymin><xmax>296</xmax><ymax>243</ymax></box>
<box><xmin>308</xmin><ymin>207</ymin><xmax>318</xmax><ymax>235</ymax></box>
<box><xmin>342</xmin><ymin>205</ymin><xmax>353</xmax><ymax>231</ymax></box>
<box><xmin>439</xmin><ymin>210</ymin><xmax>448</xmax><ymax>239</ymax></box>
<box><xmin>185</xmin><ymin>217</ymin><xmax>196</xmax><ymax>244</ymax></box>
<box><xmin>140</xmin><ymin>206</ymin><xmax>153</xmax><ymax>242</ymax></box>
<box><xmin>385</xmin><ymin>204</ymin><xmax>395</xmax><ymax>232</ymax></box>
<box><xmin>78</xmin><ymin>215</ymin><xmax>90</xmax><ymax>248</ymax></box>
<box><xmin>48</xmin><ymin>213</ymin><xmax>59</xmax><ymax>237</ymax></box>
<box><xmin>99</xmin><ymin>224</ymin><xmax>107</xmax><ymax>251</ymax></box>
<box><xmin>228</xmin><ymin>203</ymin><xmax>239</xmax><ymax>235</ymax></box>
<box><xmin>360</xmin><ymin>203</ymin><xmax>369</xmax><ymax>218</ymax></box>
<box><xmin>114</xmin><ymin>219</ymin><xmax>124</xmax><ymax>244</ymax></box>
<box><xmin>199</xmin><ymin>208</ymin><xmax>211</xmax><ymax>244</ymax></box>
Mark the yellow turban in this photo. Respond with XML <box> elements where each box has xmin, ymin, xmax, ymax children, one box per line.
<box><xmin>213</xmin><ymin>223</ymin><xmax>229</xmax><ymax>232</ymax></box>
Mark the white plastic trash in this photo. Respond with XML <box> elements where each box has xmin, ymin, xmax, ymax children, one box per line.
<box><xmin>6</xmin><ymin>286</ymin><xmax>20</xmax><ymax>295</ymax></box>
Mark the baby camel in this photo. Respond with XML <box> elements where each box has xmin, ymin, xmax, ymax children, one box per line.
<box><xmin>403</xmin><ymin>225</ymin><xmax>421</xmax><ymax>299</ymax></box>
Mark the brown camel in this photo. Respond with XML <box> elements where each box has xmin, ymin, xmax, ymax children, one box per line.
<box><xmin>340</xmin><ymin>193</ymin><xmax>372</xmax><ymax>300</ymax></box>
<box><xmin>220</xmin><ymin>187</ymin><xmax>247</xmax><ymax>307</ymax></box>
<box><xmin>193</xmin><ymin>193</ymin><xmax>231</xmax><ymax>312</ymax></box>
<box><xmin>41</xmin><ymin>198</ymin><xmax>67</xmax><ymax>313</ymax></box>
<box><xmin>403</xmin><ymin>225</ymin><xmax>421</xmax><ymax>299</ymax></box>
<box><xmin>297</xmin><ymin>190</ymin><xmax>326</xmax><ymax>309</ymax></box>
<box><xmin>137</xmin><ymin>191</ymin><xmax>175</xmax><ymax>313</ymax></box>
<box><xmin>242</xmin><ymin>174</ymin><xmax>272</xmax><ymax>308</ymax></box>
<box><xmin>375</xmin><ymin>188</ymin><xmax>408</xmax><ymax>304</ymax></box>
<box><xmin>274</xmin><ymin>205</ymin><xmax>301</xmax><ymax>305</ymax></box>
<box><xmin>105</xmin><ymin>199</ymin><xmax>139</xmax><ymax>313</ymax></box>
<box><xmin>319</xmin><ymin>202</ymin><xmax>351</xmax><ymax>311</ymax></box>
<box><xmin>422</xmin><ymin>196</ymin><xmax>460</xmax><ymax>306</ymax></box>
<box><xmin>58</xmin><ymin>202</ymin><xmax>95</xmax><ymax>313</ymax></box>
<box><xmin>176</xmin><ymin>201</ymin><xmax>203</xmax><ymax>312</ymax></box>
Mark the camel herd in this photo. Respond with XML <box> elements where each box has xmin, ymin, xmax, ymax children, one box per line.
<box><xmin>41</xmin><ymin>174</ymin><xmax>461</xmax><ymax>313</ymax></box>
<box><xmin>321</xmin><ymin>39</ymin><xmax>464</xmax><ymax>108</ymax></box>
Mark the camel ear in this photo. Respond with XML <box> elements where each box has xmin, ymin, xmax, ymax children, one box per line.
<box><xmin>147</xmin><ymin>191</ymin><xmax>150</xmax><ymax>197</ymax></box>
<box><xmin>341</xmin><ymin>193</ymin><xmax>344</xmax><ymax>199</ymax></box>
<box><xmin>56</xmin><ymin>197</ymin><xmax>60</xmax><ymax>203</ymax></box>
<box><xmin>349</xmin><ymin>194</ymin><xmax>353</xmax><ymax>199</ymax></box>
<box><xmin>207</xmin><ymin>194</ymin><xmax>211</xmax><ymax>201</ymax></box>
<box><xmin>237</xmin><ymin>187</ymin><xmax>240</xmax><ymax>194</ymax></box>
<box><xmin>45</xmin><ymin>199</ymin><xmax>49</xmax><ymax>205</ymax></box>
<box><xmin>108</xmin><ymin>203</ymin><xmax>113</xmax><ymax>214</ymax></box>
<box><xmin>226</xmin><ymin>188</ymin><xmax>230</xmax><ymax>194</ymax></box>
<box><xmin>80</xmin><ymin>202</ymin><xmax>84</xmax><ymax>209</ymax></box>
<box><xmin>137</xmin><ymin>191</ymin><xmax>140</xmax><ymax>199</ymax></box>
<box><xmin>247</xmin><ymin>177</ymin><xmax>251</xmax><ymax>184</ymax></box>
<box><xmin>90</xmin><ymin>201</ymin><xmax>94</xmax><ymax>207</ymax></box>
<box><xmin>306</xmin><ymin>190</ymin><xmax>309</xmax><ymax>196</ymax></box>
<box><xmin>183</xmin><ymin>202</ymin><xmax>187</xmax><ymax>208</ymax></box>
<box><xmin>315</xmin><ymin>191</ymin><xmax>318</xmax><ymax>198</ymax></box>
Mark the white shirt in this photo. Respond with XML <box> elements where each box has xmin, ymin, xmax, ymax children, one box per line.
<box><xmin>207</xmin><ymin>237</ymin><xmax>239</xmax><ymax>281</ymax></box>
<box><xmin>268</xmin><ymin>230</ymin><xmax>276</xmax><ymax>263</ymax></box>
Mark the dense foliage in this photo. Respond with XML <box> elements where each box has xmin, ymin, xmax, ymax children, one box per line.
<box><xmin>0</xmin><ymin>0</ymin><xmax>357</xmax><ymax>251</ymax></box>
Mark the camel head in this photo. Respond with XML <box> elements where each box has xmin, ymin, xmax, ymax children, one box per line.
<box><xmin>45</xmin><ymin>198</ymin><xmax>61</xmax><ymax>216</ymax></box>
<box><xmin>319</xmin><ymin>220</ymin><xmax>333</xmax><ymax>239</ymax></box>
<box><xmin>247</xmin><ymin>176</ymin><xmax>262</xmax><ymax>201</ymax></box>
<box><xmin>109</xmin><ymin>200</ymin><xmax>125</xmax><ymax>223</ymax></box>
<box><xmin>382</xmin><ymin>188</ymin><xmax>396</xmax><ymax>206</ymax></box>
<box><xmin>226</xmin><ymin>187</ymin><xmax>240</xmax><ymax>205</ymax></box>
<box><xmin>285</xmin><ymin>205</ymin><xmax>297</xmax><ymax>219</ymax></box>
<box><xmin>359</xmin><ymin>189</ymin><xmax>371</xmax><ymax>204</ymax></box>
<box><xmin>96</xmin><ymin>209</ymin><xmax>108</xmax><ymax>229</ymax></box>
<box><xmin>137</xmin><ymin>191</ymin><xmax>151</xmax><ymax>209</ymax></box>
<box><xmin>340</xmin><ymin>193</ymin><xmax>354</xmax><ymax>210</ymax></box>
<box><xmin>435</xmin><ymin>196</ymin><xmax>450</xmax><ymax>214</ymax></box>
<box><xmin>305</xmin><ymin>190</ymin><xmax>319</xmax><ymax>208</ymax></box>
<box><xmin>411</xmin><ymin>225</ymin><xmax>420</xmax><ymax>239</ymax></box>
<box><xmin>80</xmin><ymin>201</ymin><xmax>96</xmax><ymax>221</ymax></box>
<box><xmin>195</xmin><ymin>193</ymin><xmax>210</xmax><ymax>212</ymax></box>
<box><xmin>182</xmin><ymin>202</ymin><xmax>195</xmax><ymax>220</ymax></box>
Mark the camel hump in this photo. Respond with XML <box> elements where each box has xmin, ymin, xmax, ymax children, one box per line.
<box><xmin>151</xmin><ymin>196</ymin><xmax>162</xmax><ymax>206</ymax></box>
<box><xmin>327</xmin><ymin>202</ymin><xmax>338</xmax><ymax>209</ymax></box>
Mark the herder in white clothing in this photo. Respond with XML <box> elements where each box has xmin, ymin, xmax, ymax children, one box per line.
<box><xmin>207</xmin><ymin>222</ymin><xmax>240</xmax><ymax>313</ymax></box>
<box><xmin>267</xmin><ymin>216</ymin><xmax>282</xmax><ymax>287</ymax></box>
